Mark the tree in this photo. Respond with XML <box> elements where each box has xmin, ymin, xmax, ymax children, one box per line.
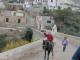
<box><xmin>43</xmin><ymin>7</ymin><xmax>50</xmax><ymax>15</ymax></box>
<box><xmin>42</xmin><ymin>7</ymin><xmax>80</xmax><ymax>36</ymax></box>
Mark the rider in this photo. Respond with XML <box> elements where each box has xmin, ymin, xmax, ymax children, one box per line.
<box><xmin>44</xmin><ymin>31</ymin><xmax>54</xmax><ymax>56</ymax></box>
<box><xmin>44</xmin><ymin>31</ymin><xmax>54</xmax><ymax>49</ymax></box>
<box><xmin>44</xmin><ymin>31</ymin><xmax>54</xmax><ymax>42</ymax></box>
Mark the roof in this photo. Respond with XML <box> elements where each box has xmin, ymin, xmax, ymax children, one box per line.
<box><xmin>0</xmin><ymin>10</ymin><xmax>24</xmax><ymax>17</ymax></box>
<box><xmin>8</xmin><ymin>3</ymin><xmax>23</xmax><ymax>6</ymax></box>
<box><xmin>0</xmin><ymin>2</ymin><xmax>5</xmax><ymax>9</ymax></box>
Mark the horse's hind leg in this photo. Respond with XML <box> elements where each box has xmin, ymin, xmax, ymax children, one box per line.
<box><xmin>44</xmin><ymin>50</ymin><xmax>46</xmax><ymax>60</ymax></box>
<box><xmin>47</xmin><ymin>51</ymin><xmax>50</xmax><ymax>60</ymax></box>
<box><xmin>52</xmin><ymin>42</ymin><xmax>54</xmax><ymax>56</ymax></box>
<box><xmin>52</xmin><ymin>48</ymin><xmax>53</xmax><ymax>56</ymax></box>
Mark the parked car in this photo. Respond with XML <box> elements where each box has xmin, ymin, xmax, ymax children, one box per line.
<box><xmin>72</xmin><ymin>46</ymin><xmax>80</xmax><ymax>60</ymax></box>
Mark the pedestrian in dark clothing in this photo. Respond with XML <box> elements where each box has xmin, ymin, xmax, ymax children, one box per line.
<box><xmin>72</xmin><ymin>46</ymin><xmax>80</xmax><ymax>60</ymax></box>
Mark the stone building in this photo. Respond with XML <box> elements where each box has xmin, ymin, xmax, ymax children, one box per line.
<box><xmin>7</xmin><ymin>3</ymin><xmax>23</xmax><ymax>11</ymax></box>
<box><xmin>36</xmin><ymin>16</ymin><xmax>57</xmax><ymax>34</ymax></box>
<box><xmin>0</xmin><ymin>10</ymin><xmax>27</xmax><ymax>28</ymax></box>
<box><xmin>36</xmin><ymin>16</ymin><xmax>54</xmax><ymax>30</ymax></box>
<box><xmin>0</xmin><ymin>1</ymin><xmax>5</xmax><ymax>9</ymax></box>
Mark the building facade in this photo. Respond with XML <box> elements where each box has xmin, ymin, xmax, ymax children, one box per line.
<box><xmin>0</xmin><ymin>1</ymin><xmax>6</xmax><ymax>9</ymax></box>
<box><xmin>0</xmin><ymin>10</ymin><xmax>27</xmax><ymax>28</ymax></box>
<box><xmin>36</xmin><ymin>16</ymin><xmax>57</xmax><ymax>34</ymax></box>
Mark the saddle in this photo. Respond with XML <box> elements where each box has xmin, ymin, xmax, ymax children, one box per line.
<box><xmin>42</xmin><ymin>40</ymin><xmax>53</xmax><ymax>51</ymax></box>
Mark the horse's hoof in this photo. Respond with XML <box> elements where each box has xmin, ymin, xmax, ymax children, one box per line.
<box><xmin>52</xmin><ymin>54</ymin><xmax>54</xmax><ymax>56</ymax></box>
<box><xmin>44</xmin><ymin>57</ymin><xmax>46</xmax><ymax>60</ymax></box>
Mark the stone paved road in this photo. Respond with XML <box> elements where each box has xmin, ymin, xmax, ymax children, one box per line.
<box><xmin>17</xmin><ymin>37</ymin><xmax>76</xmax><ymax>60</ymax></box>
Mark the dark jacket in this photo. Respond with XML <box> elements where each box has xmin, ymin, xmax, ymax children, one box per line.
<box><xmin>72</xmin><ymin>46</ymin><xmax>80</xmax><ymax>60</ymax></box>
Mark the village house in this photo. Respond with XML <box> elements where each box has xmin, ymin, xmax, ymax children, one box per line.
<box><xmin>47</xmin><ymin>0</ymin><xmax>75</xmax><ymax>9</ymax></box>
<box><xmin>5</xmin><ymin>0</ymin><xmax>80</xmax><ymax>10</ymax></box>
<box><xmin>23</xmin><ymin>0</ymin><xmax>75</xmax><ymax>9</ymax></box>
<box><xmin>0</xmin><ymin>0</ymin><xmax>6</xmax><ymax>9</ymax></box>
<box><xmin>7</xmin><ymin>2</ymin><xmax>23</xmax><ymax>11</ymax></box>
<box><xmin>0</xmin><ymin>0</ymin><xmax>29</xmax><ymax>28</ymax></box>
<box><xmin>6</xmin><ymin>0</ymin><xmax>76</xmax><ymax>10</ymax></box>
<box><xmin>0</xmin><ymin>10</ymin><xmax>27</xmax><ymax>28</ymax></box>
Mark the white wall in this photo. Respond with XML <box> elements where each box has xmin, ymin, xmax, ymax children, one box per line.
<box><xmin>33</xmin><ymin>0</ymin><xmax>37</xmax><ymax>4</ymax></box>
<box><xmin>47</xmin><ymin>0</ymin><xmax>56</xmax><ymax>9</ymax></box>
<box><xmin>52</xmin><ymin>24</ymin><xmax>57</xmax><ymax>35</ymax></box>
<box><xmin>0</xmin><ymin>2</ymin><xmax>5</xmax><ymax>9</ymax></box>
<box><xmin>47</xmin><ymin>0</ymin><xmax>74</xmax><ymax>9</ymax></box>
<box><xmin>36</xmin><ymin>16</ymin><xmax>44</xmax><ymax>30</ymax></box>
<box><xmin>23</xmin><ymin>1</ymin><xmax>31</xmax><ymax>9</ymax></box>
<box><xmin>33</xmin><ymin>0</ymin><xmax>42</xmax><ymax>4</ymax></box>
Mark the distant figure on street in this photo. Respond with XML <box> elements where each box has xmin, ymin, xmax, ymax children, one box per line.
<box><xmin>62</xmin><ymin>37</ymin><xmax>68</xmax><ymax>52</ymax></box>
<box><xmin>72</xmin><ymin>46</ymin><xmax>80</xmax><ymax>60</ymax></box>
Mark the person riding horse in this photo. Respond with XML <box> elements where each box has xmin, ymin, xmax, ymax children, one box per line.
<box><xmin>43</xmin><ymin>32</ymin><xmax>54</xmax><ymax>60</ymax></box>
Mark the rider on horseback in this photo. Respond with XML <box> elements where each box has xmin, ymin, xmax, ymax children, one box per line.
<box><xmin>44</xmin><ymin>31</ymin><xmax>54</xmax><ymax>43</ymax></box>
<box><xmin>43</xmin><ymin>31</ymin><xmax>54</xmax><ymax>60</ymax></box>
<box><xmin>44</xmin><ymin>31</ymin><xmax>54</xmax><ymax>51</ymax></box>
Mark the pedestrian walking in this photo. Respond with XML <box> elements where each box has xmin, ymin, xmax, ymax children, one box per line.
<box><xmin>62</xmin><ymin>37</ymin><xmax>68</xmax><ymax>52</ymax></box>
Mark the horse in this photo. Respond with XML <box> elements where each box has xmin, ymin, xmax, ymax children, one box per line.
<box><xmin>42</xmin><ymin>40</ymin><xmax>54</xmax><ymax>60</ymax></box>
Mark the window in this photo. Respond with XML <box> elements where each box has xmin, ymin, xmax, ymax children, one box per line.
<box><xmin>18</xmin><ymin>19</ymin><xmax>21</xmax><ymax>23</ymax></box>
<box><xmin>6</xmin><ymin>18</ymin><xmax>9</xmax><ymax>22</ymax></box>
<box><xmin>47</xmin><ymin>20</ymin><xmax>51</xmax><ymax>23</ymax></box>
<box><xmin>51</xmin><ymin>0</ymin><xmax>53</xmax><ymax>2</ymax></box>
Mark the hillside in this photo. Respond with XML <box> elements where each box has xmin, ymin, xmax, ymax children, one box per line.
<box><xmin>42</xmin><ymin>7</ymin><xmax>80</xmax><ymax>37</ymax></box>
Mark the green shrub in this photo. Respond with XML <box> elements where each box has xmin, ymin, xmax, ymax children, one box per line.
<box><xmin>24</xmin><ymin>28</ymin><xmax>33</xmax><ymax>42</ymax></box>
<box><xmin>42</xmin><ymin>8</ymin><xmax>80</xmax><ymax>36</ymax></box>
<box><xmin>0</xmin><ymin>34</ymin><xmax>6</xmax><ymax>52</ymax></box>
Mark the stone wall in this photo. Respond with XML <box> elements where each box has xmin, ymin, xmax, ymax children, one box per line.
<box><xmin>0</xmin><ymin>27</ymin><xmax>44</xmax><ymax>41</ymax></box>
<box><xmin>0</xmin><ymin>39</ymin><xmax>43</xmax><ymax>60</ymax></box>
<box><xmin>0</xmin><ymin>28</ymin><xmax>43</xmax><ymax>60</ymax></box>
<box><xmin>0</xmin><ymin>10</ymin><xmax>28</xmax><ymax>28</ymax></box>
